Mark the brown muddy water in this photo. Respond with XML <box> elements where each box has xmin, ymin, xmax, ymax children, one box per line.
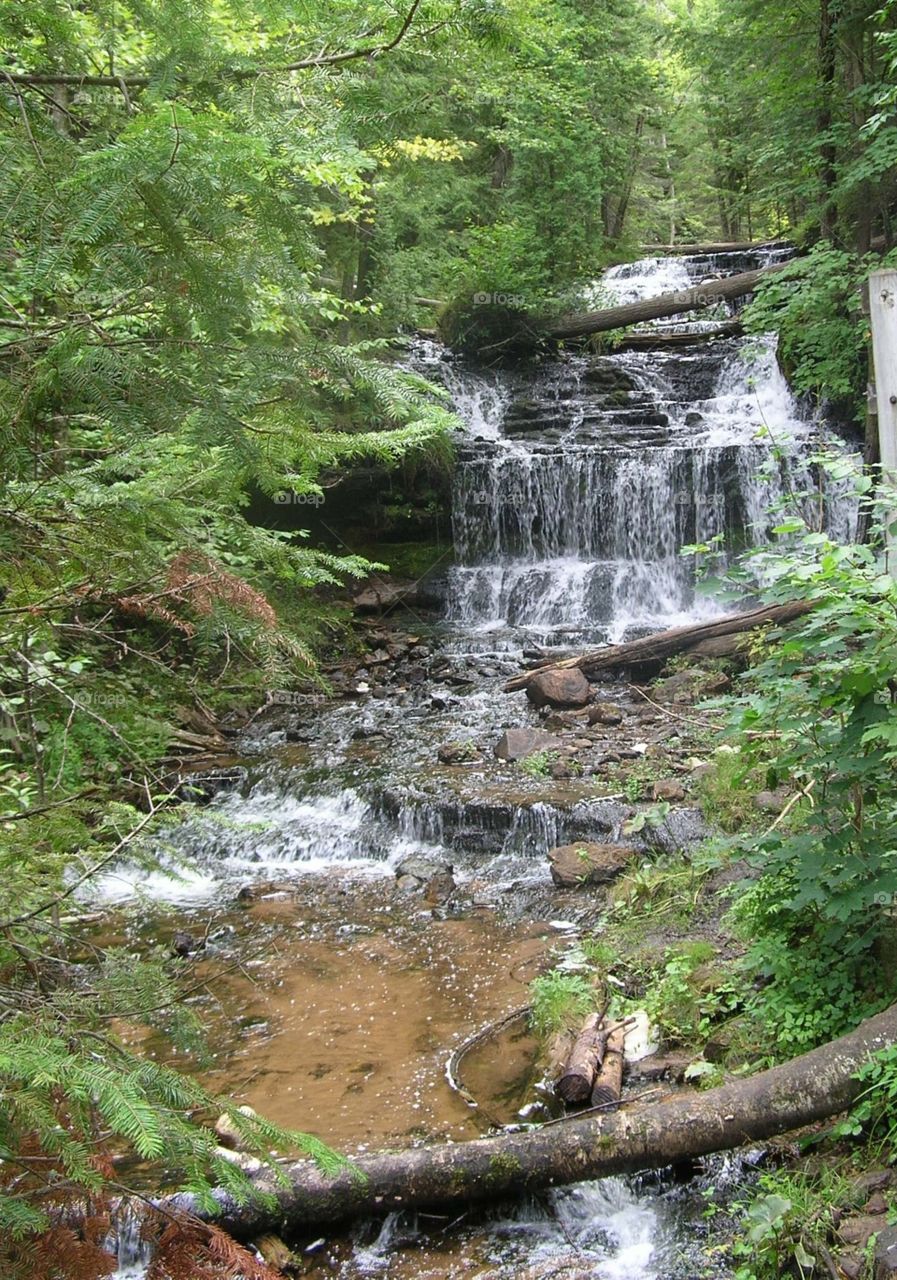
<box><xmin>109</xmin><ymin>868</ymin><xmax>748</xmax><ymax>1280</ymax></box>
<box><xmin>137</xmin><ymin>874</ymin><xmax>552</xmax><ymax>1147</ymax></box>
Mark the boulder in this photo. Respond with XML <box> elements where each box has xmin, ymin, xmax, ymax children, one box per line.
<box><xmin>588</xmin><ymin>701</ymin><xmax>623</xmax><ymax>726</ymax></box>
<box><xmin>548</xmin><ymin>841</ymin><xmax>637</xmax><ymax>889</ymax></box>
<box><xmin>526</xmin><ymin>668</ymin><xmax>591</xmax><ymax>709</ymax></box>
<box><xmin>838</xmin><ymin>1216</ymin><xmax>884</xmax><ymax>1250</ymax></box>
<box><xmin>874</xmin><ymin>1224</ymin><xmax>897</xmax><ymax>1278</ymax></box>
<box><xmin>395</xmin><ymin>854</ymin><xmax>453</xmax><ymax>882</ymax></box>
<box><xmin>753</xmin><ymin>788</ymin><xmax>790</xmax><ymax>815</ymax></box>
<box><xmin>494</xmin><ymin>727</ymin><xmax>557</xmax><ymax>762</ymax></box>
<box><xmin>353</xmin><ymin>578</ymin><xmax>419</xmax><ymax>613</ymax></box>
<box><xmin>425</xmin><ymin>870</ymin><xmax>456</xmax><ymax>904</ymax></box>
<box><xmin>214</xmin><ymin>1105</ymin><xmax>257</xmax><ymax>1152</ymax></box>
<box><xmin>437</xmin><ymin>740</ymin><xmax>479</xmax><ymax>765</ymax></box>
<box><xmin>652</xmin><ymin>779</ymin><xmax>687</xmax><ymax>803</ymax></box>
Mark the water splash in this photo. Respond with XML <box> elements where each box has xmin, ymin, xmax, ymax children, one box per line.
<box><xmin>433</xmin><ymin>249</ymin><xmax>858</xmax><ymax>647</ymax></box>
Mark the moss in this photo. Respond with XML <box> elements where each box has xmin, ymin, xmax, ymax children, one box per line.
<box><xmin>485</xmin><ymin>1153</ymin><xmax>522</xmax><ymax>1184</ymax></box>
<box><xmin>437</xmin><ymin>295</ymin><xmax>547</xmax><ymax>356</ymax></box>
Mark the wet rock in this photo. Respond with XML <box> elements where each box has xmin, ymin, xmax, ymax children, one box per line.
<box><xmin>178</xmin><ymin>766</ymin><xmax>246</xmax><ymax>804</ymax></box>
<box><xmin>494</xmin><ymin>727</ymin><xmax>557</xmax><ymax>761</ymax></box>
<box><xmin>542</xmin><ymin>710</ymin><xmax>583</xmax><ymax>731</ymax></box>
<box><xmin>395</xmin><ymin>854</ymin><xmax>453</xmax><ymax>882</ymax></box>
<box><xmin>685</xmin><ymin>411</ymin><xmax>704</xmax><ymax>427</ymax></box>
<box><xmin>838</xmin><ymin>1257</ymin><xmax>863</xmax><ymax>1280</ymax></box>
<box><xmin>866</xmin><ymin>1191</ymin><xmax>889</xmax><ymax>1216</ymax></box>
<box><xmin>395</xmin><ymin>874</ymin><xmax>419</xmax><ymax>894</ymax></box>
<box><xmin>214</xmin><ymin>1105</ymin><xmax>257</xmax><ymax>1151</ymax></box>
<box><xmin>549</xmin><ymin>762</ymin><xmax>573</xmax><ymax>780</ymax></box>
<box><xmin>548</xmin><ymin>841</ymin><xmax>637</xmax><ymax>888</ymax></box>
<box><xmin>526</xmin><ymin>668</ymin><xmax>591</xmax><ymax>710</ymax></box>
<box><xmin>649</xmin><ymin>806</ymin><xmax>710</xmax><ymax>853</ymax></box>
<box><xmin>874</xmin><ymin>1224</ymin><xmax>897</xmax><ymax>1278</ymax></box>
<box><xmin>425</xmin><ymin>869</ymin><xmax>456</xmax><ymax>904</ymax></box>
<box><xmin>588</xmin><ymin>701</ymin><xmax>623</xmax><ymax>726</ymax></box>
<box><xmin>652</xmin><ymin>779</ymin><xmax>687</xmax><ymax>803</ymax></box>
<box><xmin>437</xmin><ymin>740</ymin><xmax>480</xmax><ymax>765</ymax></box>
<box><xmin>753</xmin><ymin>788</ymin><xmax>790</xmax><ymax>815</ymax></box>
<box><xmin>171</xmin><ymin>930</ymin><xmax>198</xmax><ymax>958</ymax></box>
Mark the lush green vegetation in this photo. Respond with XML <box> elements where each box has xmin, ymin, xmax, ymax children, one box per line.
<box><xmin>3</xmin><ymin>0</ymin><xmax>897</xmax><ymax>1272</ymax></box>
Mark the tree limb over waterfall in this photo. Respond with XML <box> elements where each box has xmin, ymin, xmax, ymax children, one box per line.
<box><xmin>641</xmin><ymin>240</ymin><xmax>790</xmax><ymax>255</ymax></box>
<box><xmin>504</xmin><ymin>600</ymin><xmax>812</xmax><ymax>692</ymax></box>
<box><xmin>169</xmin><ymin>1001</ymin><xmax>897</xmax><ymax>1235</ymax></box>
<box><xmin>549</xmin><ymin>263</ymin><xmax>787</xmax><ymax>341</ymax></box>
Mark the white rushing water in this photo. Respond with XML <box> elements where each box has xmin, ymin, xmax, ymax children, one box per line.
<box><xmin>438</xmin><ymin>250</ymin><xmax>858</xmax><ymax>647</ymax></box>
<box><xmin>110</xmin><ymin>249</ymin><xmax>847</xmax><ymax>1279</ymax></box>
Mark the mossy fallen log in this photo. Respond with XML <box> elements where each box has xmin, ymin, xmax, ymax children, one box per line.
<box><xmin>549</xmin><ymin>263</ymin><xmax>786</xmax><ymax>341</ymax></box>
<box><xmin>504</xmin><ymin>600</ymin><xmax>812</xmax><ymax>692</ymax></box>
<box><xmin>169</xmin><ymin>1000</ymin><xmax>897</xmax><ymax>1236</ymax></box>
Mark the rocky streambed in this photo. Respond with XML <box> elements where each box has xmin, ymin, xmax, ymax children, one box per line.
<box><xmin>106</xmin><ymin>615</ymin><xmax>771</xmax><ymax>1280</ymax></box>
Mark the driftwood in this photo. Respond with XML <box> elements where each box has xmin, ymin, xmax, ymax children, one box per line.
<box><xmin>641</xmin><ymin>241</ymin><xmax>789</xmax><ymax>256</ymax></box>
<box><xmin>591</xmin><ymin>1023</ymin><xmax>625</xmax><ymax>1107</ymax></box>
<box><xmin>504</xmin><ymin>600</ymin><xmax>813</xmax><ymax>692</ymax></box>
<box><xmin>612</xmin><ymin>320</ymin><xmax>742</xmax><ymax>351</ymax></box>
<box><xmin>176</xmin><ymin>1000</ymin><xmax>897</xmax><ymax>1235</ymax></box>
<box><xmin>549</xmin><ymin>263</ymin><xmax>786</xmax><ymax>342</ymax></box>
<box><xmin>556</xmin><ymin>1014</ymin><xmax>605</xmax><ymax>1105</ymax></box>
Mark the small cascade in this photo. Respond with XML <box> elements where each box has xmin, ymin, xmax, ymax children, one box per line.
<box><xmin>108</xmin><ymin>248</ymin><xmax>852</xmax><ymax>1280</ymax></box>
<box><xmin>430</xmin><ymin>247</ymin><xmax>857</xmax><ymax>648</ymax></box>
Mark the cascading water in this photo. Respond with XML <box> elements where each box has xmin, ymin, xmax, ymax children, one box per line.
<box><xmin>110</xmin><ymin>249</ymin><xmax>857</xmax><ymax>1280</ymax></box>
<box><xmin>435</xmin><ymin>247</ymin><xmax>856</xmax><ymax>648</ymax></box>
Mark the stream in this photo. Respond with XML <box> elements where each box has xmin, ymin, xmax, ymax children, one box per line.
<box><xmin>108</xmin><ymin>249</ymin><xmax>858</xmax><ymax>1278</ymax></box>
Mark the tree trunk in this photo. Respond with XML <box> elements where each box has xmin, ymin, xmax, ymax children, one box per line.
<box><xmin>556</xmin><ymin>1014</ymin><xmax>605</xmax><ymax>1105</ymax></box>
<box><xmin>504</xmin><ymin>600</ymin><xmax>813</xmax><ymax>692</ymax></box>
<box><xmin>613</xmin><ymin>321</ymin><xmax>742</xmax><ymax>351</ymax></box>
<box><xmin>549</xmin><ymin>264</ymin><xmax>785</xmax><ymax>341</ymax></box>
<box><xmin>591</xmin><ymin>1023</ymin><xmax>625</xmax><ymax>1108</ymax></box>
<box><xmin>180</xmin><ymin>1001</ymin><xmax>897</xmax><ymax>1236</ymax></box>
<box><xmin>641</xmin><ymin>242</ymin><xmax>787</xmax><ymax>255</ymax></box>
<box><xmin>818</xmin><ymin>0</ymin><xmax>838</xmax><ymax>240</ymax></box>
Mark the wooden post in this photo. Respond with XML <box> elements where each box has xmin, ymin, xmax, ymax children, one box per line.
<box><xmin>869</xmin><ymin>270</ymin><xmax>897</xmax><ymax>576</ymax></box>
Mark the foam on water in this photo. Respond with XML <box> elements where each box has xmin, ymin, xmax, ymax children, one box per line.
<box><xmin>437</xmin><ymin>249</ymin><xmax>858</xmax><ymax>647</ymax></box>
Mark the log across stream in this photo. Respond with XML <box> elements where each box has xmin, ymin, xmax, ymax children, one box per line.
<box><xmin>109</xmin><ymin>247</ymin><xmax>862</xmax><ymax>1278</ymax></box>
<box><xmin>169</xmin><ymin>1002</ymin><xmax>897</xmax><ymax>1236</ymax></box>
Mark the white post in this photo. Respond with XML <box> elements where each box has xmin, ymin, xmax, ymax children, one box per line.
<box><xmin>869</xmin><ymin>269</ymin><xmax>897</xmax><ymax>576</ymax></box>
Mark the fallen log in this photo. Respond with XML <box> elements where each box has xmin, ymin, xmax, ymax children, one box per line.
<box><xmin>176</xmin><ymin>1000</ymin><xmax>897</xmax><ymax>1235</ymax></box>
<box><xmin>612</xmin><ymin>321</ymin><xmax>742</xmax><ymax>351</ymax></box>
<box><xmin>591</xmin><ymin>1022</ymin><xmax>625</xmax><ymax>1108</ymax></box>
<box><xmin>504</xmin><ymin>600</ymin><xmax>813</xmax><ymax>692</ymax></box>
<box><xmin>550</xmin><ymin>263</ymin><xmax>786</xmax><ymax>342</ymax></box>
<box><xmin>556</xmin><ymin>1013</ymin><xmax>605</xmax><ymax>1105</ymax></box>
<box><xmin>640</xmin><ymin>241</ymin><xmax>789</xmax><ymax>256</ymax></box>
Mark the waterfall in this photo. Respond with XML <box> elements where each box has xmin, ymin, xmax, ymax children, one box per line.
<box><xmin>430</xmin><ymin>249</ymin><xmax>857</xmax><ymax>647</ymax></box>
